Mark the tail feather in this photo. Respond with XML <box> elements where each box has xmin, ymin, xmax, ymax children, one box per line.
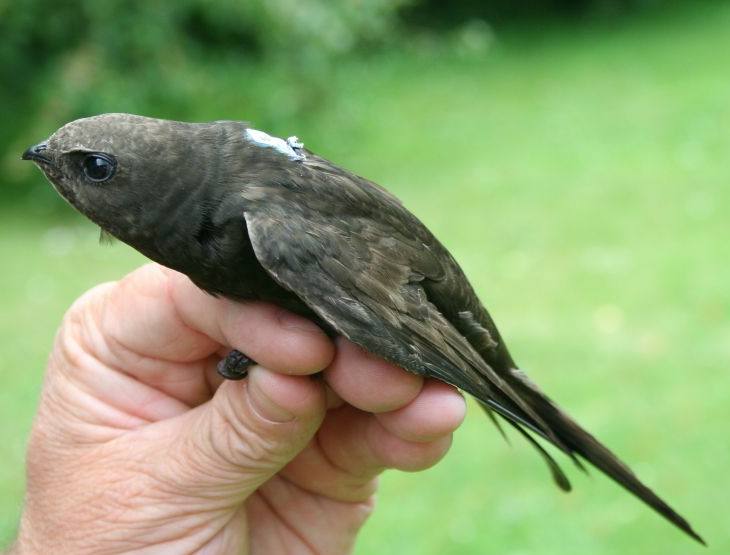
<box><xmin>506</xmin><ymin>367</ymin><xmax>706</xmax><ymax>545</ymax></box>
<box><xmin>480</xmin><ymin>390</ymin><xmax>589</xmax><ymax>472</ymax></box>
<box><xmin>477</xmin><ymin>400</ymin><xmax>572</xmax><ymax>490</ymax></box>
<box><xmin>480</xmin><ymin>401</ymin><xmax>511</xmax><ymax>444</ymax></box>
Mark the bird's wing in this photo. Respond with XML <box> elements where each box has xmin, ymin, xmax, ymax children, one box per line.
<box><xmin>242</xmin><ymin>199</ymin><xmax>704</xmax><ymax>543</ymax></box>
<box><xmin>242</xmin><ymin>206</ymin><xmax>561</xmax><ymax>445</ymax></box>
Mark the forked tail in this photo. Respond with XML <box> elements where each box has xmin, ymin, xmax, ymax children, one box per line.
<box><xmin>483</xmin><ymin>367</ymin><xmax>705</xmax><ymax>545</ymax></box>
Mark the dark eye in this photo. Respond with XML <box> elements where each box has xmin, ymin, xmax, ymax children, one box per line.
<box><xmin>82</xmin><ymin>153</ymin><xmax>116</xmax><ymax>182</ymax></box>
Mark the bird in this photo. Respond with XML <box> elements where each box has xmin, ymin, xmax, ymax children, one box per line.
<box><xmin>22</xmin><ymin>113</ymin><xmax>704</xmax><ymax>544</ymax></box>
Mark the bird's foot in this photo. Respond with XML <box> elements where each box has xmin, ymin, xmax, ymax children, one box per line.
<box><xmin>217</xmin><ymin>349</ymin><xmax>256</xmax><ymax>380</ymax></box>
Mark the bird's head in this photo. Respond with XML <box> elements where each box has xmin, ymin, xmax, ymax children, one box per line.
<box><xmin>22</xmin><ymin>113</ymin><xmax>225</xmax><ymax>247</ymax></box>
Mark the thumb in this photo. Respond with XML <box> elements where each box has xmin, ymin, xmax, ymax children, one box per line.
<box><xmin>159</xmin><ymin>366</ymin><xmax>326</xmax><ymax>503</ymax></box>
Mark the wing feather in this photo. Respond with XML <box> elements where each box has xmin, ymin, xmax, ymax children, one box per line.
<box><xmin>243</xmin><ymin>209</ymin><xmax>561</xmax><ymax>446</ymax></box>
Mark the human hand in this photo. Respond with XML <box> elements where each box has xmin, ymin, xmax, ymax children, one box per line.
<box><xmin>12</xmin><ymin>264</ymin><xmax>465</xmax><ymax>554</ymax></box>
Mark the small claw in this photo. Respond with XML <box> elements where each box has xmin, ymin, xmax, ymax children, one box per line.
<box><xmin>217</xmin><ymin>349</ymin><xmax>256</xmax><ymax>380</ymax></box>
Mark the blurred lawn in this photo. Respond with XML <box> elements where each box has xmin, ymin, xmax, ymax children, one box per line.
<box><xmin>2</xmin><ymin>3</ymin><xmax>729</xmax><ymax>553</ymax></box>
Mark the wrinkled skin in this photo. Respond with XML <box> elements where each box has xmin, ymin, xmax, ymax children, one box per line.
<box><xmin>11</xmin><ymin>265</ymin><xmax>465</xmax><ymax>554</ymax></box>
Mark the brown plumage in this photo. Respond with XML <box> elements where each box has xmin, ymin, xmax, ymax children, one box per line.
<box><xmin>23</xmin><ymin>113</ymin><xmax>704</xmax><ymax>544</ymax></box>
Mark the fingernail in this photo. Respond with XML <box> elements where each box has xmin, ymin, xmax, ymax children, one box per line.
<box><xmin>276</xmin><ymin>309</ymin><xmax>322</xmax><ymax>334</ymax></box>
<box><xmin>248</xmin><ymin>367</ymin><xmax>296</xmax><ymax>423</ymax></box>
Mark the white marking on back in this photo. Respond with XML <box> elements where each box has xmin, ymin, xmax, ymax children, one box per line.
<box><xmin>245</xmin><ymin>128</ymin><xmax>305</xmax><ymax>161</ymax></box>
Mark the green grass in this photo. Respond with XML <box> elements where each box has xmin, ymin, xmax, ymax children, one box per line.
<box><xmin>2</xmin><ymin>2</ymin><xmax>729</xmax><ymax>552</ymax></box>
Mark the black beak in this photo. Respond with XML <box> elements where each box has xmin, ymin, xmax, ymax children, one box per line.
<box><xmin>22</xmin><ymin>142</ymin><xmax>51</xmax><ymax>163</ymax></box>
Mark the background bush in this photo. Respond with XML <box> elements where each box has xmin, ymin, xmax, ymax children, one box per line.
<box><xmin>0</xmin><ymin>0</ymin><xmax>698</xmax><ymax>206</ymax></box>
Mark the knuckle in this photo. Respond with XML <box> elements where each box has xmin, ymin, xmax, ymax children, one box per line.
<box><xmin>209</xmin><ymin>397</ymin><xmax>287</xmax><ymax>469</ymax></box>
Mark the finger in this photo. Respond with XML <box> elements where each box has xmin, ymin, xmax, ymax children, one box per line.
<box><xmin>98</xmin><ymin>264</ymin><xmax>219</xmax><ymax>363</ymax></box>
<box><xmin>151</xmin><ymin>366</ymin><xmax>326</xmax><ymax>502</ymax></box>
<box><xmin>320</xmin><ymin>406</ymin><xmax>453</xmax><ymax>473</ymax></box>
<box><xmin>68</xmin><ymin>264</ymin><xmax>335</xmax><ymax>408</ymax></box>
<box><xmin>324</xmin><ymin>384</ymin><xmax>345</xmax><ymax>410</ymax></box>
<box><xmin>280</xmin><ymin>405</ymin><xmax>452</xmax><ymax>502</ymax></box>
<box><xmin>323</xmin><ymin>338</ymin><xmax>423</xmax><ymax>413</ymax></box>
<box><xmin>205</xmin><ymin>355</ymin><xmax>227</xmax><ymax>393</ymax></box>
<box><xmin>101</xmin><ymin>264</ymin><xmax>334</xmax><ymax>374</ymax></box>
<box><xmin>165</xmin><ymin>267</ymin><xmax>335</xmax><ymax>374</ymax></box>
<box><xmin>51</xmin><ymin>290</ymin><xmax>217</xmax><ymax>423</ymax></box>
<box><xmin>65</xmin><ymin>265</ymin><xmax>224</xmax><ymax>408</ymax></box>
<box><xmin>375</xmin><ymin>380</ymin><xmax>466</xmax><ymax>443</ymax></box>
<box><xmin>249</xmin><ymin>477</ymin><xmax>374</xmax><ymax>555</ymax></box>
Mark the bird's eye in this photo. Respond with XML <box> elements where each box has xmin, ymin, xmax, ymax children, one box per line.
<box><xmin>82</xmin><ymin>153</ymin><xmax>116</xmax><ymax>182</ymax></box>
